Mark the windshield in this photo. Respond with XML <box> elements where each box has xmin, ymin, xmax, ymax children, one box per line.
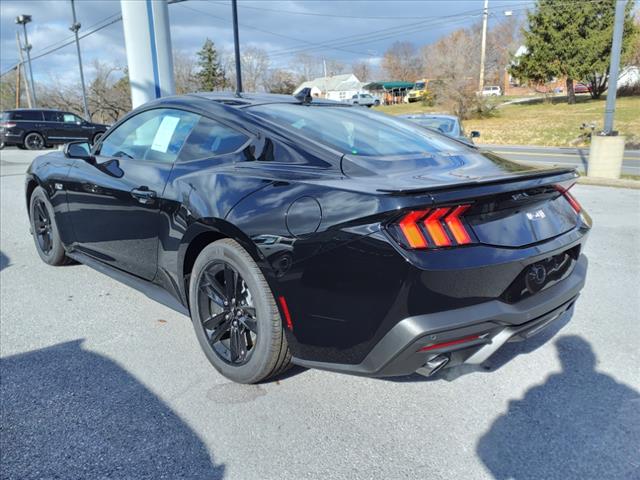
<box><xmin>414</xmin><ymin>82</ymin><xmax>425</xmax><ymax>90</ymax></box>
<box><xmin>406</xmin><ymin>117</ymin><xmax>457</xmax><ymax>135</ymax></box>
<box><xmin>247</xmin><ymin>104</ymin><xmax>463</xmax><ymax>157</ymax></box>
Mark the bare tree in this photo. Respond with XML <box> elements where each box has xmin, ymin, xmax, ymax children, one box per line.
<box><xmin>173</xmin><ymin>52</ymin><xmax>199</xmax><ymax>94</ymax></box>
<box><xmin>381</xmin><ymin>41</ymin><xmax>422</xmax><ymax>81</ymax></box>
<box><xmin>325</xmin><ymin>58</ymin><xmax>346</xmax><ymax>76</ymax></box>
<box><xmin>292</xmin><ymin>52</ymin><xmax>322</xmax><ymax>81</ymax></box>
<box><xmin>422</xmin><ymin>28</ymin><xmax>480</xmax><ymax>118</ymax></box>
<box><xmin>352</xmin><ymin>61</ymin><xmax>371</xmax><ymax>82</ymax></box>
<box><xmin>265</xmin><ymin>68</ymin><xmax>298</xmax><ymax>94</ymax></box>
<box><xmin>86</xmin><ymin>61</ymin><xmax>131</xmax><ymax>123</ymax></box>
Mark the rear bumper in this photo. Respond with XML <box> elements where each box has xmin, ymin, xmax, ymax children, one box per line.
<box><xmin>293</xmin><ymin>254</ymin><xmax>587</xmax><ymax>377</ymax></box>
<box><xmin>0</xmin><ymin>131</ymin><xmax>23</xmax><ymax>145</ymax></box>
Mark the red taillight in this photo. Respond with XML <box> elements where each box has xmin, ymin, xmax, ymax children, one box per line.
<box><xmin>444</xmin><ymin>205</ymin><xmax>472</xmax><ymax>245</ymax></box>
<box><xmin>0</xmin><ymin>122</ymin><xmax>16</xmax><ymax>129</ymax></box>
<box><xmin>424</xmin><ymin>208</ymin><xmax>451</xmax><ymax>247</ymax></box>
<box><xmin>392</xmin><ymin>204</ymin><xmax>474</xmax><ymax>250</ymax></box>
<box><xmin>418</xmin><ymin>334</ymin><xmax>480</xmax><ymax>352</ymax></box>
<box><xmin>398</xmin><ymin>210</ymin><xmax>428</xmax><ymax>249</ymax></box>
<box><xmin>555</xmin><ymin>184</ymin><xmax>582</xmax><ymax>213</ymax></box>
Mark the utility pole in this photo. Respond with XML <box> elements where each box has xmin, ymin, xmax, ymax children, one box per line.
<box><xmin>478</xmin><ymin>0</ymin><xmax>489</xmax><ymax>92</ymax></box>
<box><xmin>15</xmin><ymin>31</ymin><xmax>32</xmax><ymax>108</ymax></box>
<box><xmin>603</xmin><ymin>0</ymin><xmax>626</xmax><ymax>134</ymax></box>
<box><xmin>70</xmin><ymin>0</ymin><xmax>90</xmax><ymax>119</ymax></box>
<box><xmin>16</xmin><ymin>15</ymin><xmax>37</xmax><ymax>107</ymax></box>
<box><xmin>231</xmin><ymin>0</ymin><xmax>243</xmax><ymax>95</ymax></box>
<box><xmin>15</xmin><ymin>65</ymin><xmax>21</xmax><ymax>108</ymax></box>
<box><xmin>323</xmin><ymin>57</ymin><xmax>327</xmax><ymax>77</ymax></box>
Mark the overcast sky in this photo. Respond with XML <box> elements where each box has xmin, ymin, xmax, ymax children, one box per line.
<box><xmin>1</xmin><ymin>0</ymin><xmax>534</xmax><ymax>84</ymax></box>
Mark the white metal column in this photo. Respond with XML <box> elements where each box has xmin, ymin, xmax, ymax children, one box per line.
<box><xmin>121</xmin><ymin>0</ymin><xmax>175</xmax><ymax>108</ymax></box>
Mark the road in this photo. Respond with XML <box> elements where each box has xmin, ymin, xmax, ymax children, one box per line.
<box><xmin>1</xmin><ymin>149</ymin><xmax>639</xmax><ymax>479</ymax></box>
<box><xmin>480</xmin><ymin>144</ymin><xmax>640</xmax><ymax>176</ymax></box>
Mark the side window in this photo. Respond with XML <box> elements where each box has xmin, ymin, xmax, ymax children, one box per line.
<box><xmin>98</xmin><ymin>109</ymin><xmax>198</xmax><ymax>163</ymax></box>
<box><xmin>178</xmin><ymin>116</ymin><xmax>249</xmax><ymax>162</ymax></box>
<box><xmin>43</xmin><ymin>111</ymin><xmax>62</xmax><ymax>122</ymax></box>
<box><xmin>63</xmin><ymin>113</ymin><xmax>80</xmax><ymax>124</ymax></box>
<box><xmin>12</xmin><ymin>111</ymin><xmax>43</xmax><ymax>121</ymax></box>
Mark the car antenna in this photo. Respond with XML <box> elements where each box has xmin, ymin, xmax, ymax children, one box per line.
<box><xmin>294</xmin><ymin>88</ymin><xmax>313</xmax><ymax>104</ymax></box>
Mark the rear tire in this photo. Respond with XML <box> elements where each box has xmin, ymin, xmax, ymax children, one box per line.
<box><xmin>189</xmin><ymin>239</ymin><xmax>291</xmax><ymax>384</ymax></box>
<box><xmin>24</xmin><ymin>132</ymin><xmax>45</xmax><ymax>150</ymax></box>
<box><xmin>29</xmin><ymin>187</ymin><xmax>68</xmax><ymax>266</ymax></box>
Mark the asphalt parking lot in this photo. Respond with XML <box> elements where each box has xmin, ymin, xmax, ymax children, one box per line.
<box><xmin>1</xmin><ymin>148</ymin><xmax>639</xmax><ymax>479</ymax></box>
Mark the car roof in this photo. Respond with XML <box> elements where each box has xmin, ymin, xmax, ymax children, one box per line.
<box><xmin>3</xmin><ymin>108</ymin><xmax>69</xmax><ymax>112</ymax></box>
<box><xmin>187</xmin><ymin>92</ymin><xmax>340</xmax><ymax>108</ymax></box>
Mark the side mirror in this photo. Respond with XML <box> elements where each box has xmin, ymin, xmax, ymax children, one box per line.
<box><xmin>470</xmin><ymin>131</ymin><xmax>481</xmax><ymax>138</ymax></box>
<box><xmin>64</xmin><ymin>141</ymin><xmax>93</xmax><ymax>162</ymax></box>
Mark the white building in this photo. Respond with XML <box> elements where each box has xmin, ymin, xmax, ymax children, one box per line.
<box><xmin>293</xmin><ymin>74</ymin><xmax>364</xmax><ymax>101</ymax></box>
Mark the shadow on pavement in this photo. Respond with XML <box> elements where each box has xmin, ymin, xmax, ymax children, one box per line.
<box><xmin>0</xmin><ymin>340</ymin><xmax>225</xmax><ymax>479</ymax></box>
<box><xmin>477</xmin><ymin>335</ymin><xmax>640</xmax><ymax>479</ymax></box>
<box><xmin>0</xmin><ymin>251</ymin><xmax>9</xmax><ymax>271</ymax></box>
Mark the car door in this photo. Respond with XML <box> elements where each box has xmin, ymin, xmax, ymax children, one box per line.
<box><xmin>42</xmin><ymin>111</ymin><xmax>65</xmax><ymax>143</ymax></box>
<box><xmin>65</xmin><ymin>108</ymin><xmax>199</xmax><ymax>279</ymax></box>
<box><xmin>61</xmin><ymin>112</ymin><xmax>93</xmax><ymax>141</ymax></box>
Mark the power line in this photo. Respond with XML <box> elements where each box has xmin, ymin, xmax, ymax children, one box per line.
<box><xmin>207</xmin><ymin>0</ymin><xmax>530</xmax><ymax>21</ymax></box>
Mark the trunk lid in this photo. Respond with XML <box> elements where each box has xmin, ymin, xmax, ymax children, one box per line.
<box><xmin>342</xmin><ymin>150</ymin><xmax>582</xmax><ymax>248</ymax></box>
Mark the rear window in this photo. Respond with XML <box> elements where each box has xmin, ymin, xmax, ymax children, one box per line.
<box><xmin>247</xmin><ymin>104</ymin><xmax>462</xmax><ymax>157</ymax></box>
<box><xmin>1</xmin><ymin>112</ymin><xmax>9</xmax><ymax>122</ymax></box>
<box><xmin>9</xmin><ymin>111</ymin><xmax>43</xmax><ymax>121</ymax></box>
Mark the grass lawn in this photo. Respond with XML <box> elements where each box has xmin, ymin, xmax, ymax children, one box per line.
<box><xmin>374</xmin><ymin>95</ymin><xmax>640</xmax><ymax>148</ymax></box>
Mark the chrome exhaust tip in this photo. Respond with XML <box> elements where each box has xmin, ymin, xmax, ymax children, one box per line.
<box><xmin>416</xmin><ymin>354</ymin><xmax>450</xmax><ymax>377</ymax></box>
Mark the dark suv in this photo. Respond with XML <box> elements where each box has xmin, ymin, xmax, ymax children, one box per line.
<box><xmin>0</xmin><ymin>109</ymin><xmax>108</xmax><ymax>150</ymax></box>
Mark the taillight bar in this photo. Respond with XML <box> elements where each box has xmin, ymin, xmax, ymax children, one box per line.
<box><xmin>555</xmin><ymin>184</ymin><xmax>582</xmax><ymax>213</ymax></box>
<box><xmin>0</xmin><ymin>122</ymin><xmax>16</xmax><ymax>129</ymax></box>
<box><xmin>391</xmin><ymin>204</ymin><xmax>475</xmax><ymax>250</ymax></box>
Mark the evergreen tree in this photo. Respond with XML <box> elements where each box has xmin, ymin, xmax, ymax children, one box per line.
<box><xmin>196</xmin><ymin>38</ymin><xmax>224</xmax><ymax>91</ymax></box>
<box><xmin>510</xmin><ymin>0</ymin><xmax>637</xmax><ymax>104</ymax></box>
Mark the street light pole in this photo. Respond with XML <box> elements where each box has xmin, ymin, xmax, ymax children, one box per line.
<box><xmin>231</xmin><ymin>0</ymin><xmax>243</xmax><ymax>96</ymax></box>
<box><xmin>478</xmin><ymin>0</ymin><xmax>489</xmax><ymax>93</ymax></box>
<box><xmin>70</xmin><ymin>0</ymin><xmax>90</xmax><ymax>119</ymax></box>
<box><xmin>603</xmin><ymin>0</ymin><xmax>627</xmax><ymax>134</ymax></box>
<box><xmin>16</xmin><ymin>15</ymin><xmax>37</xmax><ymax>106</ymax></box>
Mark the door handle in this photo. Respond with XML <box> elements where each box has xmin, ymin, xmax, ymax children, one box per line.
<box><xmin>131</xmin><ymin>187</ymin><xmax>157</xmax><ymax>204</ymax></box>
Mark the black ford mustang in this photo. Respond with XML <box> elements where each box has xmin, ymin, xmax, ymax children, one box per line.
<box><xmin>25</xmin><ymin>92</ymin><xmax>590</xmax><ymax>383</ymax></box>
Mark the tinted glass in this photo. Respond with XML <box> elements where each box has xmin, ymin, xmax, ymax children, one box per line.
<box><xmin>407</xmin><ymin>117</ymin><xmax>456</xmax><ymax>134</ymax></box>
<box><xmin>1</xmin><ymin>112</ymin><xmax>9</xmax><ymax>121</ymax></box>
<box><xmin>179</xmin><ymin>116</ymin><xmax>249</xmax><ymax>161</ymax></box>
<box><xmin>10</xmin><ymin>111</ymin><xmax>43</xmax><ymax>121</ymax></box>
<box><xmin>43</xmin><ymin>111</ymin><xmax>62</xmax><ymax>122</ymax></box>
<box><xmin>99</xmin><ymin>108</ymin><xmax>198</xmax><ymax>163</ymax></box>
<box><xmin>248</xmin><ymin>104</ymin><xmax>462</xmax><ymax>157</ymax></box>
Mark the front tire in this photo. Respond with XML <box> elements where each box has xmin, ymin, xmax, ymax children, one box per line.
<box><xmin>29</xmin><ymin>187</ymin><xmax>68</xmax><ymax>266</ymax></box>
<box><xmin>92</xmin><ymin>132</ymin><xmax>104</xmax><ymax>145</ymax></box>
<box><xmin>189</xmin><ymin>239</ymin><xmax>291</xmax><ymax>384</ymax></box>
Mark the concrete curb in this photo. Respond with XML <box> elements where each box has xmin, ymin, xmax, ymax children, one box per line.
<box><xmin>577</xmin><ymin>176</ymin><xmax>640</xmax><ymax>189</ymax></box>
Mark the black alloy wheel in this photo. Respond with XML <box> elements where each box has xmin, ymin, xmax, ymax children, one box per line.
<box><xmin>197</xmin><ymin>260</ymin><xmax>258</xmax><ymax>365</ymax></box>
<box><xmin>33</xmin><ymin>198</ymin><xmax>53</xmax><ymax>255</ymax></box>
<box><xmin>24</xmin><ymin>132</ymin><xmax>45</xmax><ymax>150</ymax></box>
<box><xmin>189</xmin><ymin>239</ymin><xmax>291</xmax><ymax>383</ymax></box>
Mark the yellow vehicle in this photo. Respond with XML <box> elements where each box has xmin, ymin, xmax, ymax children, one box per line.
<box><xmin>406</xmin><ymin>79</ymin><xmax>431</xmax><ymax>103</ymax></box>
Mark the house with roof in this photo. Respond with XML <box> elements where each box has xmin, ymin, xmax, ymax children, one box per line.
<box><xmin>293</xmin><ymin>74</ymin><xmax>364</xmax><ymax>102</ymax></box>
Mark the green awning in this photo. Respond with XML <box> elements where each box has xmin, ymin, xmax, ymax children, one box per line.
<box><xmin>363</xmin><ymin>81</ymin><xmax>414</xmax><ymax>90</ymax></box>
